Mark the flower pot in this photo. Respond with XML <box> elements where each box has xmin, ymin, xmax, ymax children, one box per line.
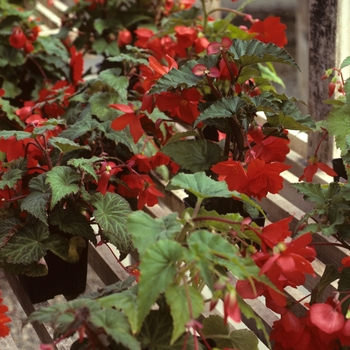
<box><xmin>332</xmin><ymin>158</ymin><xmax>347</xmax><ymax>182</ymax></box>
<box><xmin>18</xmin><ymin>245</ymin><xmax>88</xmax><ymax>303</ymax></box>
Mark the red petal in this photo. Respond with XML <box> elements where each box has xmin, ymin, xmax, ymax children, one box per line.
<box><xmin>310</xmin><ymin>303</ymin><xmax>345</xmax><ymax>334</ymax></box>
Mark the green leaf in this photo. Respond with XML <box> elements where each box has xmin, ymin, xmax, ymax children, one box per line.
<box><xmin>338</xmin><ymin>267</ymin><xmax>350</xmax><ymax>313</ymax></box>
<box><xmin>0</xmin><ymin>130</ymin><xmax>31</xmax><ymax>140</ymax></box>
<box><xmin>229</xmin><ymin>39</ymin><xmax>299</xmax><ymax>69</ymax></box>
<box><xmin>237</xmin><ymin>295</ymin><xmax>270</xmax><ymax>348</ymax></box>
<box><xmin>68</xmin><ymin>156</ymin><xmax>101</xmax><ymax>181</ymax></box>
<box><xmin>325</xmin><ymin>103</ymin><xmax>350</xmax><ymax>153</ymax></box>
<box><xmin>59</xmin><ymin>113</ymin><xmax>100</xmax><ymax>140</ymax></box>
<box><xmin>21</xmin><ymin>174</ymin><xmax>51</xmax><ymax>225</ymax></box>
<box><xmin>137</xmin><ymin>307</ymin><xmax>198</xmax><ymax>350</ymax></box>
<box><xmin>100</xmin><ymin>122</ymin><xmax>134</xmax><ymax>150</ymax></box>
<box><xmin>93</xmin><ymin>18</ymin><xmax>115</xmax><ymax>35</ymax></box>
<box><xmin>91</xmin><ymin>192</ymin><xmax>132</xmax><ymax>254</ymax></box>
<box><xmin>165</xmin><ymin>284</ymin><xmax>203</xmax><ymax>344</ymax></box>
<box><xmin>186</xmin><ymin>230</ymin><xmax>259</xmax><ymax>289</ymax></box>
<box><xmin>108</xmin><ymin>53</ymin><xmax>148</xmax><ymax>66</ymax></box>
<box><xmin>0</xmin><ymin>168</ymin><xmax>23</xmax><ymax>189</ymax></box>
<box><xmin>202</xmin><ymin>315</ymin><xmax>259</xmax><ymax>350</ymax></box>
<box><xmin>1</xmin><ymin>221</ymin><xmax>52</xmax><ymax>265</ymax></box>
<box><xmin>36</xmin><ymin>36</ymin><xmax>69</xmax><ymax>60</ymax></box>
<box><xmin>128</xmin><ymin>211</ymin><xmax>181</xmax><ymax>257</ymax></box>
<box><xmin>149</xmin><ymin>56</ymin><xmax>217</xmax><ymax>94</ymax></box>
<box><xmin>267</xmin><ymin>99</ymin><xmax>315</xmax><ymax>131</ymax></box>
<box><xmin>92</xmin><ymin>38</ymin><xmax>120</xmax><ymax>56</ymax></box>
<box><xmin>99</xmin><ymin>68</ymin><xmax>129</xmax><ymax>100</ymax></box>
<box><xmin>46</xmin><ymin>166</ymin><xmax>81</xmax><ymax>209</ymax></box>
<box><xmin>91</xmin><ymin>308</ymin><xmax>141</xmax><ymax>350</ymax></box>
<box><xmin>340</xmin><ymin>56</ymin><xmax>350</xmax><ymax>69</ymax></box>
<box><xmin>291</xmin><ymin>183</ymin><xmax>328</xmax><ymax>204</ymax></box>
<box><xmin>169</xmin><ymin>172</ymin><xmax>233</xmax><ymax>200</ymax></box>
<box><xmin>310</xmin><ymin>265</ymin><xmax>341</xmax><ymax>304</ymax></box>
<box><xmin>137</xmin><ymin>240</ymin><xmax>183</xmax><ymax>329</ymax></box>
<box><xmin>49</xmin><ymin>208</ymin><xmax>96</xmax><ymax>243</ymax></box>
<box><xmin>2</xmin><ymin>79</ymin><xmax>21</xmax><ymax>98</ymax></box>
<box><xmin>25</xmin><ymin>298</ymin><xmax>101</xmax><ymax>326</ymax></box>
<box><xmin>89</xmin><ymin>92</ymin><xmax>124</xmax><ymax>121</ymax></box>
<box><xmin>161</xmin><ymin>139</ymin><xmax>222</xmax><ymax>172</ymax></box>
<box><xmin>99</xmin><ymin>286</ymin><xmax>139</xmax><ymax>333</ymax></box>
<box><xmin>0</xmin><ymin>98</ymin><xmax>22</xmax><ymax>125</ymax></box>
<box><xmin>0</xmin><ymin>44</ymin><xmax>25</xmax><ymax>66</ymax></box>
<box><xmin>48</xmin><ymin>137</ymin><xmax>90</xmax><ymax>153</ymax></box>
<box><xmin>194</xmin><ymin>96</ymin><xmax>247</xmax><ymax>128</ymax></box>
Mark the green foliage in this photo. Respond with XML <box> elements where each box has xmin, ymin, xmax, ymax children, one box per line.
<box><xmin>161</xmin><ymin>139</ymin><xmax>223</xmax><ymax>172</ymax></box>
<box><xmin>91</xmin><ymin>192</ymin><xmax>133</xmax><ymax>254</ymax></box>
<box><xmin>46</xmin><ymin>166</ymin><xmax>81</xmax><ymax>209</ymax></box>
<box><xmin>137</xmin><ymin>240</ymin><xmax>183</xmax><ymax>328</ymax></box>
<box><xmin>202</xmin><ymin>315</ymin><xmax>259</xmax><ymax>350</ymax></box>
<box><xmin>128</xmin><ymin>211</ymin><xmax>181</xmax><ymax>257</ymax></box>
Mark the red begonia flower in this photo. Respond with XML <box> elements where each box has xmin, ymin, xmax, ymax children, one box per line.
<box><xmin>70</xmin><ymin>46</ymin><xmax>84</xmax><ymax>85</ymax></box>
<box><xmin>110</xmin><ymin>103</ymin><xmax>144</xmax><ymax>143</ymax></box>
<box><xmin>192</xmin><ymin>64</ymin><xmax>220</xmax><ymax>78</ymax></box>
<box><xmin>246</xmin><ymin>125</ymin><xmax>290</xmax><ymax>163</ymax></box>
<box><xmin>299</xmin><ymin>155</ymin><xmax>337</xmax><ymax>182</ymax></box>
<box><xmin>309</xmin><ymin>302</ymin><xmax>345</xmax><ymax>334</ymax></box>
<box><xmin>211</xmin><ymin>160</ymin><xmax>248</xmax><ymax>193</ymax></box>
<box><xmin>248</xmin><ymin>16</ymin><xmax>288</xmax><ymax>47</ymax></box>
<box><xmin>155</xmin><ymin>88</ymin><xmax>202</xmax><ymax>124</ymax></box>
<box><xmin>9</xmin><ymin>27</ymin><xmax>26</xmax><ymax>49</ymax></box>
<box><xmin>0</xmin><ymin>292</ymin><xmax>11</xmax><ymax>337</ymax></box>
<box><xmin>118</xmin><ymin>28</ymin><xmax>132</xmax><ymax>47</ymax></box>
<box><xmin>96</xmin><ymin>161</ymin><xmax>122</xmax><ymax>195</ymax></box>
<box><xmin>223</xmin><ymin>290</ymin><xmax>241</xmax><ymax>324</ymax></box>
<box><xmin>244</xmin><ymin>159</ymin><xmax>291</xmax><ymax>200</ymax></box>
<box><xmin>128</xmin><ymin>154</ymin><xmax>152</xmax><ymax>173</ymax></box>
<box><xmin>138</xmin><ymin>183</ymin><xmax>164</xmax><ymax>209</ymax></box>
<box><xmin>207</xmin><ymin>37</ymin><xmax>232</xmax><ymax>54</ymax></box>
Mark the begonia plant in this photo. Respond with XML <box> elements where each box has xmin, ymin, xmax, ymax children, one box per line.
<box><xmin>2</xmin><ymin>0</ymin><xmax>349</xmax><ymax>349</ymax></box>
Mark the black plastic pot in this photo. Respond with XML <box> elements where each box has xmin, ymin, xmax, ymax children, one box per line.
<box><xmin>19</xmin><ymin>245</ymin><xmax>88</xmax><ymax>303</ymax></box>
<box><xmin>332</xmin><ymin>158</ymin><xmax>348</xmax><ymax>182</ymax></box>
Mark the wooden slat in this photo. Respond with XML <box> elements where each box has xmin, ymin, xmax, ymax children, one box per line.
<box><xmin>4</xmin><ymin>273</ymin><xmax>55</xmax><ymax>347</ymax></box>
<box><xmin>0</xmin><ymin>335</ymin><xmax>19</xmax><ymax>350</ymax></box>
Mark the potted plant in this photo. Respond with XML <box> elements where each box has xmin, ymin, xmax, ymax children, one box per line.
<box><xmin>17</xmin><ymin>1</ymin><xmax>340</xmax><ymax>350</ymax></box>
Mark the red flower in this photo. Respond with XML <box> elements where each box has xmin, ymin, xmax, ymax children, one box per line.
<box><xmin>155</xmin><ymin>88</ymin><xmax>202</xmax><ymax>124</ymax></box>
<box><xmin>70</xmin><ymin>46</ymin><xmax>84</xmax><ymax>85</ymax></box>
<box><xmin>246</xmin><ymin>125</ymin><xmax>290</xmax><ymax>163</ymax></box>
<box><xmin>9</xmin><ymin>27</ymin><xmax>26</xmax><ymax>49</ymax></box>
<box><xmin>138</xmin><ymin>183</ymin><xmax>164</xmax><ymax>209</ymax></box>
<box><xmin>258</xmin><ymin>233</ymin><xmax>316</xmax><ymax>287</ymax></box>
<box><xmin>128</xmin><ymin>154</ymin><xmax>152</xmax><ymax>173</ymax></box>
<box><xmin>110</xmin><ymin>103</ymin><xmax>144</xmax><ymax>143</ymax></box>
<box><xmin>0</xmin><ymin>291</ymin><xmax>11</xmax><ymax>338</ymax></box>
<box><xmin>248</xmin><ymin>16</ymin><xmax>288</xmax><ymax>47</ymax></box>
<box><xmin>118</xmin><ymin>174</ymin><xmax>164</xmax><ymax>209</ymax></box>
<box><xmin>118</xmin><ymin>28</ymin><xmax>132</xmax><ymax>47</ymax></box>
<box><xmin>211</xmin><ymin>160</ymin><xmax>248</xmax><ymax>193</ymax></box>
<box><xmin>207</xmin><ymin>37</ymin><xmax>232</xmax><ymax>55</ymax></box>
<box><xmin>244</xmin><ymin>159</ymin><xmax>291</xmax><ymax>200</ymax></box>
<box><xmin>149</xmin><ymin>152</ymin><xmax>171</xmax><ymax>169</ymax></box>
<box><xmin>309</xmin><ymin>301</ymin><xmax>345</xmax><ymax>334</ymax></box>
<box><xmin>298</xmin><ymin>155</ymin><xmax>337</xmax><ymax>182</ymax></box>
<box><xmin>192</xmin><ymin>64</ymin><xmax>220</xmax><ymax>78</ymax></box>
<box><xmin>96</xmin><ymin>161</ymin><xmax>122</xmax><ymax>195</ymax></box>
<box><xmin>175</xmin><ymin>26</ymin><xmax>197</xmax><ymax>49</ymax></box>
<box><xmin>134</xmin><ymin>28</ymin><xmax>164</xmax><ymax>60</ymax></box>
<box><xmin>223</xmin><ymin>289</ymin><xmax>241</xmax><ymax>324</ymax></box>
<box><xmin>23</xmin><ymin>40</ymin><xmax>34</xmax><ymax>54</ymax></box>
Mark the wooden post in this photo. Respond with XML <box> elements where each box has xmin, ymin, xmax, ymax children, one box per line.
<box><xmin>307</xmin><ymin>0</ymin><xmax>338</xmax><ymax>162</ymax></box>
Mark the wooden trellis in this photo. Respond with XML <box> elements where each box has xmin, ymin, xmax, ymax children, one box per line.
<box><xmin>1</xmin><ymin>0</ymin><xmax>350</xmax><ymax>349</ymax></box>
